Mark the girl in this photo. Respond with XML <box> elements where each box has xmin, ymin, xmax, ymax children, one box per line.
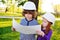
<box><xmin>12</xmin><ymin>1</ymin><xmax>38</xmax><ymax>40</ymax></box>
<box><xmin>37</xmin><ymin>13</ymin><xmax>55</xmax><ymax>40</ymax></box>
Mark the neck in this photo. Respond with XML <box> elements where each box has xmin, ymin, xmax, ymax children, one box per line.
<box><xmin>25</xmin><ymin>18</ymin><xmax>33</xmax><ymax>21</ymax></box>
<box><xmin>28</xmin><ymin>18</ymin><xmax>32</xmax><ymax>21</ymax></box>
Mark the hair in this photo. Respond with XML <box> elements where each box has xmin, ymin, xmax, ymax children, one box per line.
<box><xmin>41</xmin><ymin>22</ymin><xmax>53</xmax><ymax>34</ymax></box>
<box><xmin>22</xmin><ymin>9</ymin><xmax>37</xmax><ymax>19</ymax></box>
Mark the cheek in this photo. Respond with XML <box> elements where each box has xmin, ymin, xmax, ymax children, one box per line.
<box><xmin>42</xmin><ymin>22</ymin><xmax>48</xmax><ymax>27</ymax></box>
<box><xmin>25</xmin><ymin>14</ymin><xmax>28</xmax><ymax>17</ymax></box>
<box><xmin>25</xmin><ymin>15</ymin><xmax>28</xmax><ymax>18</ymax></box>
<box><xmin>25</xmin><ymin>14</ymin><xmax>32</xmax><ymax>18</ymax></box>
<box><xmin>29</xmin><ymin>15</ymin><xmax>32</xmax><ymax>17</ymax></box>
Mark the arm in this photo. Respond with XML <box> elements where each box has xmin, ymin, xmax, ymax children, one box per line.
<box><xmin>42</xmin><ymin>30</ymin><xmax>52</xmax><ymax>40</ymax></box>
<box><xmin>37</xmin><ymin>30</ymin><xmax>52</xmax><ymax>40</ymax></box>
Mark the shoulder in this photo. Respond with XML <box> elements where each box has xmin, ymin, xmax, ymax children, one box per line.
<box><xmin>49</xmin><ymin>30</ymin><xmax>52</xmax><ymax>33</ymax></box>
<box><xmin>48</xmin><ymin>30</ymin><xmax>52</xmax><ymax>35</ymax></box>
<box><xmin>33</xmin><ymin>19</ymin><xmax>37</xmax><ymax>22</ymax></box>
<box><xmin>20</xmin><ymin>18</ymin><xmax>26</xmax><ymax>24</ymax></box>
<box><xmin>32</xmin><ymin>19</ymin><xmax>38</xmax><ymax>25</ymax></box>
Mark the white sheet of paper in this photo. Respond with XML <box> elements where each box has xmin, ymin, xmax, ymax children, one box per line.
<box><xmin>12</xmin><ymin>18</ymin><xmax>41</xmax><ymax>34</ymax></box>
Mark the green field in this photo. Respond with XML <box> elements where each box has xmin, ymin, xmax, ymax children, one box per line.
<box><xmin>0</xmin><ymin>18</ymin><xmax>60</xmax><ymax>40</ymax></box>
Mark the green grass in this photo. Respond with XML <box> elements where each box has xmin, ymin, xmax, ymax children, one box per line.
<box><xmin>0</xmin><ymin>32</ymin><xmax>20</xmax><ymax>40</ymax></box>
<box><xmin>0</xmin><ymin>18</ymin><xmax>60</xmax><ymax>40</ymax></box>
<box><xmin>0</xmin><ymin>18</ymin><xmax>20</xmax><ymax>40</ymax></box>
<box><xmin>0</xmin><ymin>26</ymin><xmax>20</xmax><ymax>40</ymax></box>
<box><xmin>51</xmin><ymin>21</ymin><xmax>60</xmax><ymax>40</ymax></box>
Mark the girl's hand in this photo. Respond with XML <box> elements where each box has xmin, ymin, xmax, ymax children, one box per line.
<box><xmin>36</xmin><ymin>30</ymin><xmax>45</xmax><ymax>37</ymax></box>
<box><xmin>11</xmin><ymin>27</ymin><xmax>16</xmax><ymax>31</ymax></box>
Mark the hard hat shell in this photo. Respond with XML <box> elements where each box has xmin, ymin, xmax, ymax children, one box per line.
<box><xmin>23</xmin><ymin>1</ymin><xmax>36</xmax><ymax>10</ymax></box>
<box><xmin>42</xmin><ymin>13</ymin><xmax>55</xmax><ymax>25</ymax></box>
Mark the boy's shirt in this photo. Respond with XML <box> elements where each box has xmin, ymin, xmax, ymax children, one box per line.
<box><xmin>20</xmin><ymin>18</ymin><xmax>38</xmax><ymax>40</ymax></box>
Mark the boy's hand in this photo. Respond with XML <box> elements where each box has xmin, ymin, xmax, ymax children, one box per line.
<box><xmin>11</xmin><ymin>27</ymin><xmax>16</xmax><ymax>31</ymax></box>
<box><xmin>36</xmin><ymin>30</ymin><xmax>45</xmax><ymax>37</ymax></box>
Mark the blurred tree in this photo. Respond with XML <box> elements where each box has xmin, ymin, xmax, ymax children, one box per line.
<box><xmin>54</xmin><ymin>4</ymin><xmax>60</xmax><ymax>17</ymax></box>
<box><xmin>17</xmin><ymin>0</ymin><xmax>27</xmax><ymax>7</ymax></box>
<box><xmin>0</xmin><ymin>0</ymin><xmax>5</xmax><ymax>4</ymax></box>
<box><xmin>18</xmin><ymin>1</ymin><xmax>26</xmax><ymax>7</ymax></box>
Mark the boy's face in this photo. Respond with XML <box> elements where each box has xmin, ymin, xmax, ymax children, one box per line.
<box><xmin>25</xmin><ymin>13</ymin><xmax>32</xmax><ymax>20</ymax></box>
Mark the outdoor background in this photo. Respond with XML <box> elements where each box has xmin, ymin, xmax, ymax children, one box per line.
<box><xmin>0</xmin><ymin>0</ymin><xmax>60</xmax><ymax>40</ymax></box>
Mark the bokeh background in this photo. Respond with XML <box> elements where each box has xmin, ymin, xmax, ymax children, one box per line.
<box><xmin>0</xmin><ymin>0</ymin><xmax>60</xmax><ymax>40</ymax></box>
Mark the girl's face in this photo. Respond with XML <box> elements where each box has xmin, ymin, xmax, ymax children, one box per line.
<box><xmin>25</xmin><ymin>13</ymin><xmax>32</xmax><ymax>20</ymax></box>
<box><xmin>42</xmin><ymin>18</ymin><xmax>48</xmax><ymax>28</ymax></box>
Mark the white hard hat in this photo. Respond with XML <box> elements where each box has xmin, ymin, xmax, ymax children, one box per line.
<box><xmin>23</xmin><ymin>1</ymin><xmax>36</xmax><ymax>10</ymax></box>
<box><xmin>42</xmin><ymin>13</ymin><xmax>55</xmax><ymax>25</ymax></box>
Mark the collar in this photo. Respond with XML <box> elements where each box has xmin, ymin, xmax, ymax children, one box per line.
<box><xmin>25</xmin><ymin>18</ymin><xmax>33</xmax><ymax>22</ymax></box>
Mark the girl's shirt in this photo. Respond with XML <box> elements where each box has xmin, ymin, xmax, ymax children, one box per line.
<box><xmin>37</xmin><ymin>29</ymin><xmax>52</xmax><ymax>40</ymax></box>
<box><xmin>20</xmin><ymin>18</ymin><xmax>38</xmax><ymax>40</ymax></box>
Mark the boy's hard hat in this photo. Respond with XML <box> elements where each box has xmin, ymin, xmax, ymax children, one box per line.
<box><xmin>23</xmin><ymin>1</ymin><xmax>36</xmax><ymax>10</ymax></box>
<box><xmin>42</xmin><ymin>13</ymin><xmax>55</xmax><ymax>25</ymax></box>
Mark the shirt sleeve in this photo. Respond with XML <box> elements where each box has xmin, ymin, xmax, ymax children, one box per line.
<box><xmin>34</xmin><ymin>20</ymin><xmax>39</xmax><ymax>25</ymax></box>
<box><xmin>42</xmin><ymin>30</ymin><xmax>52</xmax><ymax>40</ymax></box>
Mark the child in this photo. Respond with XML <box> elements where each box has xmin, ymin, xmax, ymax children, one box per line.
<box><xmin>37</xmin><ymin>13</ymin><xmax>55</xmax><ymax>40</ymax></box>
<box><xmin>12</xmin><ymin>1</ymin><xmax>38</xmax><ymax>40</ymax></box>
